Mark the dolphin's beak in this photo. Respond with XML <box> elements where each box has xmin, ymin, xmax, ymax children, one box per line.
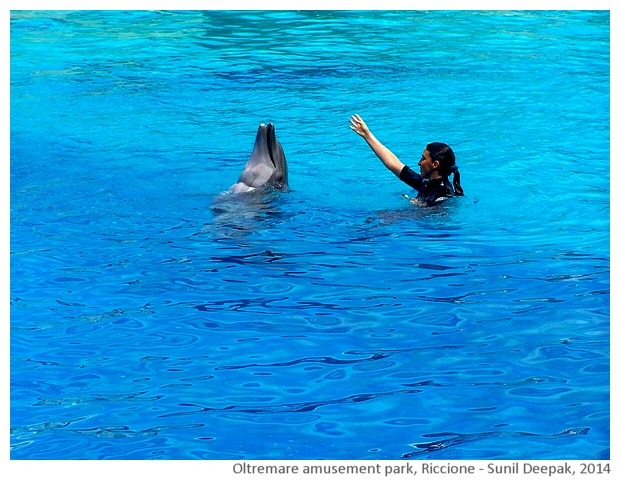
<box><xmin>266</xmin><ymin>124</ymin><xmax>277</xmax><ymax>165</ymax></box>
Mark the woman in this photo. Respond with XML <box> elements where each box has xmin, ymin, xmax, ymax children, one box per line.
<box><xmin>350</xmin><ymin>114</ymin><xmax>463</xmax><ymax>206</ymax></box>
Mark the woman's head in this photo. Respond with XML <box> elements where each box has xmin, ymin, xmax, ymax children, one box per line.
<box><xmin>426</xmin><ymin>142</ymin><xmax>455</xmax><ymax>175</ymax></box>
<box><xmin>424</xmin><ymin>142</ymin><xmax>463</xmax><ymax>195</ymax></box>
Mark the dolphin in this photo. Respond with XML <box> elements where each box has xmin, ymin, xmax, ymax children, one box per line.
<box><xmin>229</xmin><ymin>123</ymin><xmax>288</xmax><ymax>194</ymax></box>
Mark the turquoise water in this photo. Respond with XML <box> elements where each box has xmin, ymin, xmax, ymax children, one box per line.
<box><xmin>10</xmin><ymin>10</ymin><xmax>609</xmax><ymax>460</ymax></box>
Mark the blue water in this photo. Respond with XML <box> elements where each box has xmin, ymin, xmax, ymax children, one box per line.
<box><xmin>10</xmin><ymin>10</ymin><xmax>609</xmax><ymax>460</ymax></box>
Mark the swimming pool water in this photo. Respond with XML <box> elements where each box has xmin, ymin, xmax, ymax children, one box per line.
<box><xmin>10</xmin><ymin>10</ymin><xmax>609</xmax><ymax>460</ymax></box>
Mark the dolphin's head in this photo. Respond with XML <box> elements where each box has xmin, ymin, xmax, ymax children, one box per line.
<box><xmin>230</xmin><ymin>123</ymin><xmax>289</xmax><ymax>193</ymax></box>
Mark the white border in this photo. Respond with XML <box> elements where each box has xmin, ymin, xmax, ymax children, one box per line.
<box><xmin>4</xmin><ymin>2</ymin><xmax>615</xmax><ymax>479</ymax></box>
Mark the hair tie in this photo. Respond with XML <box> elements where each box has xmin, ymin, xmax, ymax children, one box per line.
<box><xmin>450</xmin><ymin>165</ymin><xmax>459</xmax><ymax>174</ymax></box>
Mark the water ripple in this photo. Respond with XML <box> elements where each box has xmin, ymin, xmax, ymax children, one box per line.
<box><xmin>402</xmin><ymin>428</ymin><xmax>591</xmax><ymax>458</ymax></box>
<box><xmin>216</xmin><ymin>353</ymin><xmax>391</xmax><ymax>370</ymax></box>
<box><xmin>160</xmin><ymin>387</ymin><xmax>424</xmax><ymax>417</ymax></box>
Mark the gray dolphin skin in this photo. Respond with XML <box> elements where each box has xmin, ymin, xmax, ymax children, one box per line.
<box><xmin>230</xmin><ymin>123</ymin><xmax>288</xmax><ymax>194</ymax></box>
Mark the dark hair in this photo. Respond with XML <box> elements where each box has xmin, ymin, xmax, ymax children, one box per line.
<box><xmin>426</xmin><ymin>142</ymin><xmax>463</xmax><ymax>195</ymax></box>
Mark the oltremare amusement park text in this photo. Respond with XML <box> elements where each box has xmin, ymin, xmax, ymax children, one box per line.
<box><xmin>231</xmin><ymin>461</ymin><xmax>610</xmax><ymax>477</ymax></box>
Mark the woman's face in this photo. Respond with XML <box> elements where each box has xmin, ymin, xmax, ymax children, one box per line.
<box><xmin>418</xmin><ymin>149</ymin><xmax>439</xmax><ymax>179</ymax></box>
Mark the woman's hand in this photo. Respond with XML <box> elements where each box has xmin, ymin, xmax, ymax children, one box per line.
<box><xmin>349</xmin><ymin>114</ymin><xmax>405</xmax><ymax>177</ymax></box>
<box><xmin>350</xmin><ymin>114</ymin><xmax>371</xmax><ymax>138</ymax></box>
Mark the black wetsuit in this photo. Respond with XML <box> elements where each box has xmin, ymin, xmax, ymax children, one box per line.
<box><xmin>399</xmin><ymin>165</ymin><xmax>456</xmax><ymax>206</ymax></box>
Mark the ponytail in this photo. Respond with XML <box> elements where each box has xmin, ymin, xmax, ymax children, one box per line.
<box><xmin>450</xmin><ymin>165</ymin><xmax>464</xmax><ymax>196</ymax></box>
